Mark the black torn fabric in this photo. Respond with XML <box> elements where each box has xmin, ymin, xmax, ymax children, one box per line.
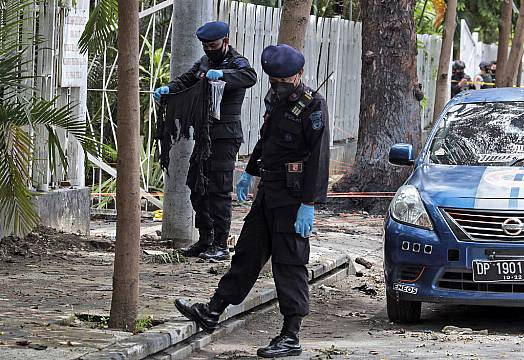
<box><xmin>156</xmin><ymin>79</ymin><xmax>211</xmax><ymax>195</ymax></box>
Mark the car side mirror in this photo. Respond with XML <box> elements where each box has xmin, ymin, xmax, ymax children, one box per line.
<box><xmin>389</xmin><ymin>143</ymin><xmax>414</xmax><ymax>166</ymax></box>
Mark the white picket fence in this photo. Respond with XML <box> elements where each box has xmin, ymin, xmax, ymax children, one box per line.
<box><xmin>222</xmin><ymin>2</ymin><xmax>362</xmax><ymax>155</ymax></box>
<box><xmin>417</xmin><ymin>34</ymin><xmax>444</xmax><ymax>133</ymax></box>
<box><xmin>217</xmin><ymin>1</ymin><xmax>443</xmax><ymax>156</ymax></box>
<box><xmin>460</xmin><ymin>19</ymin><xmax>498</xmax><ymax>80</ymax></box>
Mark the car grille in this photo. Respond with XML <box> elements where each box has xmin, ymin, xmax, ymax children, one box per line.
<box><xmin>438</xmin><ymin>269</ymin><xmax>524</xmax><ymax>293</ymax></box>
<box><xmin>398</xmin><ymin>265</ymin><xmax>425</xmax><ymax>282</ymax></box>
<box><xmin>443</xmin><ymin>208</ymin><xmax>524</xmax><ymax>242</ymax></box>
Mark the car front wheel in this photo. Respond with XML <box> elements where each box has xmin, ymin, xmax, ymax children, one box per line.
<box><xmin>386</xmin><ymin>288</ymin><xmax>421</xmax><ymax>323</ymax></box>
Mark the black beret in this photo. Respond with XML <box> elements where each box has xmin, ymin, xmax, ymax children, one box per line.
<box><xmin>196</xmin><ymin>21</ymin><xmax>229</xmax><ymax>42</ymax></box>
<box><xmin>261</xmin><ymin>44</ymin><xmax>305</xmax><ymax>78</ymax></box>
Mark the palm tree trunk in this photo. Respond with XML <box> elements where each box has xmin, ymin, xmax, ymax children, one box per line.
<box><xmin>108</xmin><ymin>0</ymin><xmax>141</xmax><ymax>331</ymax></box>
<box><xmin>496</xmin><ymin>0</ymin><xmax>512</xmax><ymax>87</ymax></box>
<box><xmin>162</xmin><ymin>0</ymin><xmax>213</xmax><ymax>247</ymax></box>
<box><xmin>433</xmin><ymin>0</ymin><xmax>457</xmax><ymax>122</ymax></box>
<box><xmin>278</xmin><ymin>0</ymin><xmax>314</xmax><ymax>51</ymax></box>
<box><xmin>498</xmin><ymin>0</ymin><xmax>524</xmax><ymax>87</ymax></box>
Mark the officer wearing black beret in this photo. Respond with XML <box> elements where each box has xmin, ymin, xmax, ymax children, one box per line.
<box><xmin>175</xmin><ymin>44</ymin><xmax>330</xmax><ymax>358</ymax></box>
<box><xmin>155</xmin><ymin>21</ymin><xmax>257</xmax><ymax>261</ymax></box>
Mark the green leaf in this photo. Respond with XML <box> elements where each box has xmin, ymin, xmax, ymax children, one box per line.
<box><xmin>78</xmin><ymin>0</ymin><xmax>118</xmax><ymax>56</ymax></box>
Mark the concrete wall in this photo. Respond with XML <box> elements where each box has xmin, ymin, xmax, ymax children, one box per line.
<box><xmin>1</xmin><ymin>188</ymin><xmax>91</xmax><ymax>239</ymax></box>
<box><xmin>33</xmin><ymin>188</ymin><xmax>91</xmax><ymax>235</ymax></box>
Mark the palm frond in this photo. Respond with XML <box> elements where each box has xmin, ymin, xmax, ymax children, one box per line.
<box><xmin>0</xmin><ymin>119</ymin><xmax>38</xmax><ymax>236</ymax></box>
<box><xmin>47</xmin><ymin>125</ymin><xmax>68</xmax><ymax>177</ymax></box>
<box><xmin>0</xmin><ymin>0</ymin><xmax>115</xmax><ymax>237</ymax></box>
<box><xmin>78</xmin><ymin>0</ymin><xmax>118</xmax><ymax>56</ymax></box>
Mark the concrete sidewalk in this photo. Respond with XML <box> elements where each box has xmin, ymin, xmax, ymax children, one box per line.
<box><xmin>0</xmin><ymin>206</ymin><xmax>363</xmax><ymax>360</ymax></box>
<box><xmin>80</xmin><ymin>243</ymin><xmax>352</xmax><ymax>360</ymax></box>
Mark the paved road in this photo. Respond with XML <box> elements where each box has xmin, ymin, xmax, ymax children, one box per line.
<box><xmin>188</xmin><ymin>213</ymin><xmax>524</xmax><ymax>360</ymax></box>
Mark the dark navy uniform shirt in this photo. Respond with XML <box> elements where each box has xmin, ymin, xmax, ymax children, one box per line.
<box><xmin>246</xmin><ymin>83</ymin><xmax>330</xmax><ymax>208</ymax></box>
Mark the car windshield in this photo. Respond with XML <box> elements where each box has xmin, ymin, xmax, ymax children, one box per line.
<box><xmin>429</xmin><ymin>101</ymin><xmax>524</xmax><ymax>166</ymax></box>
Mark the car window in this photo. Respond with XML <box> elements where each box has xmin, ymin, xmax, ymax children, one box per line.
<box><xmin>429</xmin><ymin>102</ymin><xmax>524</xmax><ymax>166</ymax></box>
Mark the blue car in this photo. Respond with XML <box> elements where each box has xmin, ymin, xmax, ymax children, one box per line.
<box><xmin>384</xmin><ymin>88</ymin><xmax>524</xmax><ymax>323</ymax></box>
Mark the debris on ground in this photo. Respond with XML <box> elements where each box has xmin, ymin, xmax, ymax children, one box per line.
<box><xmin>208</xmin><ymin>262</ymin><xmax>230</xmax><ymax>275</ymax></box>
<box><xmin>318</xmin><ymin>284</ymin><xmax>342</xmax><ymax>293</ymax></box>
<box><xmin>153</xmin><ymin>210</ymin><xmax>163</xmax><ymax>221</ymax></box>
<box><xmin>141</xmin><ymin>234</ymin><xmax>161</xmax><ymax>242</ymax></box>
<box><xmin>355</xmin><ymin>271</ymin><xmax>364</xmax><ymax>277</ymax></box>
<box><xmin>355</xmin><ymin>257</ymin><xmax>373</xmax><ymax>269</ymax></box>
<box><xmin>227</xmin><ymin>235</ymin><xmax>237</xmax><ymax>248</ymax></box>
<box><xmin>0</xmin><ymin>227</ymin><xmax>114</xmax><ymax>261</ymax></box>
<box><xmin>142</xmin><ymin>249</ymin><xmax>185</xmax><ymax>264</ymax></box>
<box><xmin>353</xmin><ymin>284</ymin><xmax>377</xmax><ymax>296</ymax></box>
<box><xmin>314</xmin><ymin>345</ymin><xmax>352</xmax><ymax>357</ymax></box>
<box><xmin>334</xmin><ymin>311</ymin><xmax>367</xmax><ymax>318</ymax></box>
<box><xmin>441</xmin><ymin>325</ymin><xmax>489</xmax><ymax>335</ymax></box>
<box><xmin>143</xmin><ymin>249</ymin><xmax>166</xmax><ymax>256</ymax></box>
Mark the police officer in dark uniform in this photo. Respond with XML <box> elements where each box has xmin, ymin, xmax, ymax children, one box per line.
<box><xmin>174</xmin><ymin>44</ymin><xmax>330</xmax><ymax>358</ymax></box>
<box><xmin>474</xmin><ymin>61</ymin><xmax>495</xmax><ymax>90</ymax></box>
<box><xmin>154</xmin><ymin>21</ymin><xmax>257</xmax><ymax>261</ymax></box>
<box><xmin>451</xmin><ymin>60</ymin><xmax>472</xmax><ymax>97</ymax></box>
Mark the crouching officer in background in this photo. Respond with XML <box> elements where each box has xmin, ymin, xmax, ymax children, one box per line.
<box><xmin>451</xmin><ymin>60</ymin><xmax>472</xmax><ymax>97</ymax></box>
<box><xmin>174</xmin><ymin>44</ymin><xmax>330</xmax><ymax>358</ymax></box>
<box><xmin>154</xmin><ymin>21</ymin><xmax>257</xmax><ymax>261</ymax></box>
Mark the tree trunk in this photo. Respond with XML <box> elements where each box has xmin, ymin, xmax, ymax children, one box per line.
<box><xmin>338</xmin><ymin>0</ymin><xmax>421</xmax><ymax>205</ymax></box>
<box><xmin>108</xmin><ymin>0</ymin><xmax>141</xmax><ymax>331</ymax></box>
<box><xmin>496</xmin><ymin>0</ymin><xmax>512</xmax><ymax>87</ymax></box>
<box><xmin>162</xmin><ymin>0</ymin><xmax>213</xmax><ymax>247</ymax></box>
<box><xmin>278</xmin><ymin>0</ymin><xmax>314</xmax><ymax>51</ymax></box>
<box><xmin>498</xmin><ymin>1</ymin><xmax>524</xmax><ymax>87</ymax></box>
<box><xmin>433</xmin><ymin>0</ymin><xmax>457</xmax><ymax>122</ymax></box>
<box><xmin>517</xmin><ymin>60</ymin><xmax>523</xmax><ymax>87</ymax></box>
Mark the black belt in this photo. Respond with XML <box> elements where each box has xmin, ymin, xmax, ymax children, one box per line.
<box><xmin>259</xmin><ymin>168</ymin><xmax>285</xmax><ymax>181</ymax></box>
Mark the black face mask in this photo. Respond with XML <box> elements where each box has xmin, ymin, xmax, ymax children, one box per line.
<box><xmin>205</xmin><ymin>44</ymin><xmax>226</xmax><ymax>63</ymax></box>
<box><xmin>270</xmin><ymin>81</ymin><xmax>296</xmax><ymax>99</ymax></box>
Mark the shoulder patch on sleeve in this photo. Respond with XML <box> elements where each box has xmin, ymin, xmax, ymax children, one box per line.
<box><xmin>233</xmin><ymin>57</ymin><xmax>250</xmax><ymax>69</ymax></box>
<box><xmin>310</xmin><ymin>110</ymin><xmax>324</xmax><ymax>130</ymax></box>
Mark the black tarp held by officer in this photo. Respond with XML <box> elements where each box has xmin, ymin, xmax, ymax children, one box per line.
<box><xmin>155</xmin><ymin>79</ymin><xmax>211</xmax><ymax>195</ymax></box>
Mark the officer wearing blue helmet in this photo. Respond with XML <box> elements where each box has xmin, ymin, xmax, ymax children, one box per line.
<box><xmin>175</xmin><ymin>44</ymin><xmax>330</xmax><ymax>358</ymax></box>
<box><xmin>154</xmin><ymin>21</ymin><xmax>257</xmax><ymax>261</ymax></box>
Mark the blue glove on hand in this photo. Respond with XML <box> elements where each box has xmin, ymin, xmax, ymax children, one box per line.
<box><xmin>154</xmin><ymin>86</ymin><xmax>169</xmax><ymax>102</ymax></box>
<box><xmin>236</xmin><ymin>172</ymin><xmax>253</xmax><ymax>202</ymax></box>
<box><xmin>294</xmin><ymin>204</ymin><xmax>315</xmax><ymax>238</ymax></box>
<box><xmin>206</xmin><ymin>69</ymin><xmax>224</xmax><ymax>81</ymax></box>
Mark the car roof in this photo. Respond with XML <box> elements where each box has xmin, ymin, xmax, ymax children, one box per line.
<box><xmin>453</xmin><ymin>88</ymin><xmax>524</xmax><ymax>104</ymax></box>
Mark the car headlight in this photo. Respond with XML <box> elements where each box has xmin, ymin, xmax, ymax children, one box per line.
<box><xmin>390</xmin><ymin>185</ymin><xmax>433</xmax><ymax>230</ymax></box>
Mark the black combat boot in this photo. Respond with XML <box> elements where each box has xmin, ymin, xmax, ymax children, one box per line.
<box><xmin>174</xmin><ymin>295</ymin><xmax>228</xmax><ymax>333</ymax></box>
<box><xmin>179</xmin><ymin>229</ymin><xmax>213</xmax><ymax>257</ymax></box>
<box><xmin>257</xmin><ymin>316</ymin><xmax>303</xmax><ymax>358</ymax></box>
<box><xmin>199</xmin><ymin>233</ymin><xmax>230</xmax><ymax>261</ymax></box>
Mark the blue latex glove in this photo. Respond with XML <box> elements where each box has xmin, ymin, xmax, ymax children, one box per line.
<box><xmin>236</xmin><ymin>172</ymin><xmax>253</xmax><ymax>202</ymax></box>
<box><xmin>294</xmin><ymin>204</ymin><xmax>315</xmax><ymax>238</ymax></box>
<box><xmin>206</xmin><ymin>69</ymin><xmax>224</xmax><ymax>81</ymax></box>
<box><xmin>154</xmin><ymin>86</ymin><xmax>169</xmax><ymax>102</ymax></box>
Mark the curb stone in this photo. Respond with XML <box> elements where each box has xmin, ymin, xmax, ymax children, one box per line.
<box><xmin>148</xmin><ymin>265</ymin><xmax>353</xmax><ymax>360</ymax></box>
<box><xmin>79</xmin><ymin>249</ymin><xmax>353</xmax><ymax>360</ymax></box>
